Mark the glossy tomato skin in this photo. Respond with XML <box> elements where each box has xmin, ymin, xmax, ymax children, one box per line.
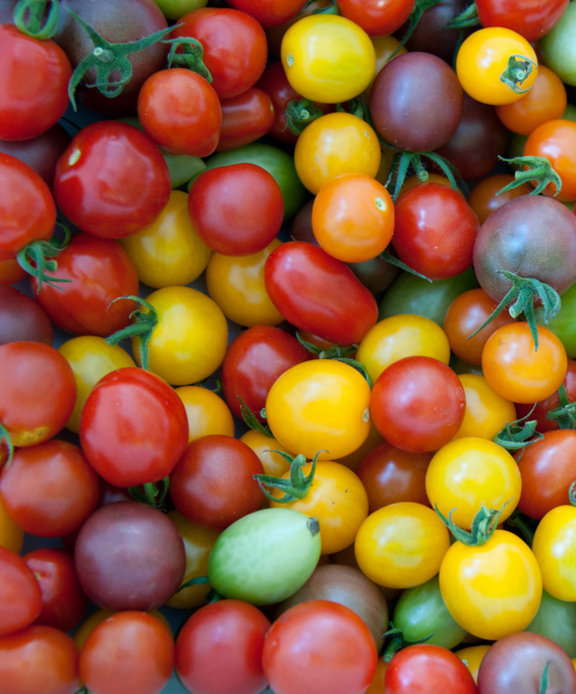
<box><xmin>0</xmin><ymin>153</ymin><xmax>56</xmax><ymax>262</ymax></box>
<box><xmin>0</xmin><ymin>285</ymin><xmax>52</xmax><ymax>345</ymax></box>
<box><xmin>53</xmin><ymin>120</ymin><xmax>171</xmax><ymax>238</ymax></box>
<box><xmin>226</xmin><ymin>0</ymin><xmax>307</xmax><ymax>28</ymax></box>
<box><xmin>221</xmin><ymin>324</ymin><xmax>309</xmax><ymax>422</ymax></box>
<box><xmin>31</xmin><ymin>233</ymin><xmax>140</xmax><ymax>337</ymax></box>
<box><xmin>264</xmin><ymin>241</ymin><xmax>379</xmax><ymax>345</ymax></box>
<box><xmin>0</xmin><ymin>25</ymin><xmax>71</xmax><ymax>141</ymax></box>
<box><xmin>476</xmin><ymin>0</ymin><xmax>569</xmax><ymax>42</ymax></box>
<box><xmin>79</xmin><ymin>367</ymin><xmax>189</xmax><ymax>487</ymax></box>
<box><xmin>262</xmin><ymin>600</ymin><xmax>378</xmax><ymax>694</ymax></box>
<box><xmin>337</xmin><ymin>0</ymin><xmax>415</xmax><ymax>36</ymax></box>
<box><xmin>176</xmin><ymin>599</ymin><xmax>270</xmax><ymax>694</ymax></box>
<box><xmin>217</xmin><ymin>87</ymin><xmax>275</xmax><ymax>152</ymax></box>
<box><xmin>0</xmin><ymin>546</ymin><xmax>42</xmax><ymax>637</ymax></box>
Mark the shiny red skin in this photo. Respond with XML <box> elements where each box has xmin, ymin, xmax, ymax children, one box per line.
<box><xmin>476</xmin><ymin>0</ymin><xmax>569</xmax><ymax>42</ymax></box>
<box><xmin>217</xmin><ymin>87</ymin><xmax>275</xmax><ymax>152</ymax></box>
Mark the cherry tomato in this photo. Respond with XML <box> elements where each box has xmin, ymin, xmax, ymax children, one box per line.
<box><xmin>174</xmin><ymin>385</ymin><xmax>235</xmax><ymax>442</ymax></box>
<box><xmin>0</xmin><ymin>546</ymin><xmax>42</xmax><ymax>637</ymax></box>
<box><xmin>523</xmin><ymin>119</ymin><xmax>576</xmax><ymax>202</ymax></box>
<box><xmin>532</xmin><ymin>505</ymin><xmax>576</xmax><ymax>602</ymax></box>
<box><xmin>467</xmin><ymin>173</ymin><xmax>532</xmax><ymax>223</ymax></box>
<box><xmin>226</xmin><ymin>0</ymin><xmax>307</xmax><ymax>28</ymax></box>
<box><xmin>217</xmin><ymin>87</ymin><xmax>275</xmax><ymax>152</ymax></box>
<box><xmin>0</xmin><ymin>495</ymin><xmax>23</xmax><ymax>554</ymax></box>
<box><xmin>454</xmin><ymin>373</ymin><xmax>517</xmax><ymax>440</ymax></box>
<box><xmin>476</xmin><ymin>0</ymin><xmax>569</xmax><ymax>42</ymax></box>
<box><xmin>0</xmin><ymin>285</ymin><xmax>53</xmax><ymax>346</ymax></box>
<box><xmin>337</xmin><ymin>0</ymin><xmax>415</xmax><ymax>36</ymax></box>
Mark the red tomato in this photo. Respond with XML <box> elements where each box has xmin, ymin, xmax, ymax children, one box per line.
<box><xmin>264</xmin><ymin>241</ymin><xmax>379</xmax><ymax>345</ymax></box>
<box><xmin>0</xmin><ymin>25</ymin><xmax>71</xmax><ymax>141</ymax></box>
<box><xmin>79</xmin><ymin>367</ymin><xmax>189</xmax><ymax>487</ymax></box>
<box><xmin>216</xmin><ymin>87</ymin><xmax>275</xmax><ymax>152</ymax></box>
<box><xmin>170</xmin><ymin>7</ymin><xmax>268</xmax><ymax>98</ymax></box>
<box><xmin>370</xmin><ymin>356</ymin><xmax>466</xmax><ymax>453</ymax></box>
<box><xmin>0</xmin><ymin>546</ymin><xmax>42</xmax><ymax>637</ymax></box>
<box><xmin>176</xmin><ymin>599</ymin><xmax>271</xmax><ymax>694</ymax></box>
<box><xmin>137</xmin><ymin>68</ymin><xmax>222</xmax><ymax>157</ymax></box>
<box><xmin>53</xmin><ymin>120</ymin><xmax>171</xmax><ymax>239</ymax></box>
<box><xmin>225</xmin><ymin>0</ymin><xmax>307</xmax><ymax>28</ymax></box>
<box><xmin>476</xmin><ymin>0</ymin><xmax>569</xmax><ymax>42</ymax></box>
<box><xmin>337</xmin><ymin>0</ymin><xmax>416</xmax><ymax>36</ymax></box>
<box><xmin>188</xmin><ymin>163</ymin><xmax>284</xmax><ymax>255</ymax></box>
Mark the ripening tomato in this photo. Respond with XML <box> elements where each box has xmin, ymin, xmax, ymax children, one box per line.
<box><xmin>216</xmin><ymin>87</ymin><xmax>275</xmax><ymax>152</ymax></box>
<box><xmin>174</xmin><ymin>385</ymin><xmax>235</xmax><ymax>442</ymax></box>
<box><xmin>523</xmin><ymin>119</ymin><xmax>576</xmax><ymax>202</ymax></box>
<box><xmin>453</xmin><ymin>373</ymin><xmax>517</xmax><ymax>440</ymax></box>
<box><xmin>532</xmin><ymin>505</ymin><xmax>576</xmax><ymax>601</ymax></box>
<box><xmin>0</xmin><ymin>547</ymin><xmax>42</xmax><ymax>637</ymax></box>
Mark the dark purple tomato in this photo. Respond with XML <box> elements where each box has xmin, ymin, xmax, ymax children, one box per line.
<box><xmin>473</xmin><ymin>195</ymin><xmax>576</xmax><ymax>303</ymax></box>
<box><xmin>0</xmin><ymin>285</ymin><xmax>52</xmax><ymax>345</ymax></box>
<box><xmin>477</xmin><ymin>631</ymin><xmax>576</xmax><ymax>692</ymax></box>
<box><xmin>435</xmin><ymin>94</ymin><xmax>510</xmax><ymax>180</ymax></box>
<box><xmin>74</xmin><ymin>501</ymin><xmax>186</xmax><ymax>611</ymax></box>
<box><xmin>369</xmin><ymin>51</ymin><xmax>463</xmax><ymax>152</ymax></box>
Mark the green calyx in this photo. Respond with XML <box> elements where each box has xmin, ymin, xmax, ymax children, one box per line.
<box><xmin>128</xmin><ymin>477</ymin><xmax>169</xmax><ymax>508</ymax></box>
<box><xmin>546</xmin><ymin>384</ymin><xmax>576</xmax><ymax>429</ymax></box>
<box><xmin>445</xmin><ymin>2</ymin><xmax>480</xmax><ymax>29</ymax></box>
<box><xmin>498</xmin><ymin>155</ymin><xmax>562</xmax><ymax>197</ymax></box>
<box><xmin>163</xmin><ymin>37</ymin><xmax>212</xmax><ymax>82</ymax></box>
<box><xmin>493</xmin><ymin>404</ymin><xmax>543</xmax><ymax>456</ymax></box>
<box><xmin>385</xmin><ymin>149</ymin><xmax>463</xmax><ymax>201</ymax></box>
<box><xmin>294</xmin><ymin>333</ymin><xmax>373</xmax><ymax>386</ymax></box>
<box><xmin>237</xmin><ymin>396</ymin><xmax>272</xmax><ymax>438</ymax></box>
<box><xmin>254</xmin><ymin>450</ymin><xmax>325</xmax><ymax>503</ymax></box>
<box><xmin>500</xmin><ymin>54</ymin><xmax>537</xmax><ymax>94</ymax></box>
<box><xmin>17</xmin><ymin>224</ymin><xmax>71</xmax><ymax>293</ymax></box>
<box><xmin>382</xmin><ymin>622</ymin><xmax>433</xmax><ymax>662</ymax></box>
<box><xmin>435</xmin><ymin>502</ymin><xmax>510</xmax><ymax>545</ymax></box>
<box><xmin>13</xmin><ymin>0</ymin><xmax>60</xmax><ymax>39</ymax></box>
<box><xmin>105</xmin><ymin>295</ymin><xmax>157</xmax><ymax>371</ymax></box>
<box><xmin>285</xmin><ymin>99</ymin><xmax>325</xmax><ymax>136</ymax></box>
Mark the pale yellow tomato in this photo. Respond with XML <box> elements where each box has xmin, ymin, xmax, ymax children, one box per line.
<box><xmin>454</xmin><ymin>373</ymin><xmax>517</xmax><ymax>440</ymax></box>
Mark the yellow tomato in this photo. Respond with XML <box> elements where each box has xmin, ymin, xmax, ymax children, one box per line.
<box><xmin>456</xmin><ymin>27</ymin><xmax>538</xmax><ymax>105</ymax></box>
<box><xmin>356</xmin><ymin>314</ymin><xmax>451</xmax><ymax>384</ymax></box>
<box><xmin>455</xmin><ymin>644</ymin><xmax>490</xmax><ymax>683</ymax></box>
<box><xmin>132</xmin><ymin>285</ymin><xmax>228</xmax><ymax>386</ymax></box>
<box><xmin>439</xmin><ymin>529</ymin><xmax>542</xmax><ymax>640</ymax></box>
<box><xmin>119</xmin><ymin>190</ymin><xmax>211</xmax><ymax>288</ymax></box>
<box><xmin>269</xmin><ymin>460</ymin><xmax>369</xmax><ymax>555</ymax></box>
<box><xmin>532</xmin><ymin>505</ymin><xmax>576</xmax><ymax>602</ymax></box>
<box><xmin>58</xmin><ymin>336</ymin><xmax>135</xmax><ymax>433</ymax></box>
<box><xmin>166</xmin><ymin>510</ymin><xmax>221</xmax><ymax>609</ymax></box>
<box><xmin>0</xmin><ymin>496</ymin><xmax>23</xmax><ymax>554</ymax></box>
<box><xmin>174</xmin><ymin>385</ymin><xmax>235</xmax><ymax>442</ymax></box>
<box><xmin>265</xmin><ymin>359</ymin><xmax>371</xmax><ymax>461</ymax></box>
<box><xmin>281</xmin><ymin>14</ymin><xmax>376</xmax><ymax>103</ymax></box>
<box><xmin>354</xmin><ymin>501</ymin><xmax>451</xmax><ymax>589</ymax></box>
<box><xmin>425</xmin><ymin>437</ymin><xmax>521</xmax><ymax>530</ymax></box>
<box><xmin>239</xmin><ymin>429</ymin><xmax>293</xmax><ymax>478</ymax></box>
<box><xmin>294</xmin><ymin>112</ymin><xmax>381</xmax><ymax>194</ymax></box>
<box><xmin>205</xmin><ymin>239</ymin><xmax>284</xmax><ymax>327</ymax></box>
<box><xmin>454</xmin><ymin>373</ymin><xmax>517</xmax><ymax>440</ymax></box>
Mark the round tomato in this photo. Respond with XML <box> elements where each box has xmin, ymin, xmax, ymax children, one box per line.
<box><xmin>338</xmin><ymin>0</ymin><xmax>415</xmax><ymax>36</ymax></box>
<box><xmin>217</xmin><ymin>86</ymin><xmax>275</xmax><ymax>152</ymax></box>
<box><xmin>532</xmin><ymin>505</ymin><xmax>576</xmax><ymax>602</ymax></box>
<box><xmin>476</xmin><ymin>0</ymin><xmax>569</xmax><ymax>42</ymax></box>
<box><xmin>174</xmin><ymin>385</ymin><xmax>235</xmax><ymax>442</ymax></box>
<box><xmin>453</xmin><ymin>373</ymin><xmax>517</xmax><ymax>440</ymax></box>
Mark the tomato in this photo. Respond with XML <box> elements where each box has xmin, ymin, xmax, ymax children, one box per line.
<box><xmin>120</xmin><ymin>190</ymin><xmax>212</xmax><ymax>288</ymax></box>
<box><xmin>264</xmin><ymin>241</ymin><xmax>379</xmax><ymax>345</ymax></box>
<box><xmin>456</xmin><ymin>27</ymin><xmax>538</xmax><ymax>106</ymax></box>
<box><xmin>293</xmin><ymin>112</ymin><xmax>381</xmax><ymax>194</ymax></box>
<box><xmin>188</xmin><ymin>163</ymin><xmax>284</xmax><ymax>255</ymax></box>
<box><xmin>79</xmin><ymin>367</ymin><xmax>189</xmax><ymax>487</ymax></box>
<box><xmin>0</xmin><ymin>341</ymin><xmax>76</xmax><ymax>449</ymax></box>
<box><xmin>281</xmin><ymin>14</ymin><xmax>375</xmax><ymax>103</ymax></box>
<box><xmin>226</xmin><ymin>0</ymin><xmax>307</xmax><ymax>28</ymax></box>
<box><xmin>208</xmin><ymin>507</ymin><xmax>322</xmax><ymax>604</ymax></box>
<box><xmin>0</xmin><ymin>285</ymin><xmax>53</xmax><ymax>346</ymax></box>
<box><xmin>476</xmin><ymin>0</ymin><xmax>569</xmax><ymax>42</ymax></box>
<box><xmin>221</xmin><ymin>324</ymin><xmax>309</xmax><ymax>423</ymax></box>
<box><xmin>0</xmin><ymin>153</ymin><xmax>56</xmax><ymax>262</ymax></box>
<box><xmin>0</xmin><ymin>546</ymin><xmax>42</xmax><ymax>636</ymax></box>
<box><xmin>0</xmin><ymin>439</ymin><xmax>100</xmax><ymax>538</ymax></box>
<box><xmin>370</xmin><ymin>356</ymin><xmax>466</xmax><ymax>453</ymax></box>
<box><xmin>481</xmin><ymin>322</ymin><xmax>568</xmax><ymax>404</ymax></box>
<box><xmin>263</xmin><ymin>600</ymin><xmax>378</xmax><ymax>694</ymax></box>
<box><xmin>338</xmin><ymin>0</ymin><xmax>415</xmax><ymax>36</ymax></box>
<box><xmin>426</xmin><ymin>437</ymin><xmax>521</xmax><ymax>529</ymax></box>
<box><xmin>0</xmin><ymin>258</ymin><xmax>26</xmax><ymax>285</ymax></box>
<box><xmin>356</xmin><ymin>441</ymin><xmax>432</xmax><ymax>511</ymax></box>
<box><xmin>0</xmin><ymin>624</ymin><xmax>79</xmax><ymax>694</ymax></box>
<box><xmin>170</xmin><ymin>7</ymin><xmax>268</xmax><ymax>98</ymax></box>
<box><xmin>137</xmin><ymin>68</ymin><xmax>222</xmax><ymax>157</ymax></box>
<box><xmin>355</xmin><ymin>502</ymin><xmax>450</xmax><ymax>589</ymax></box>
<box><xmin>467</xmin><ymin>173</ymin><xmax>532</xmax><ymax>223</ymax></box>
<box><xmin>311</xmin><ymin>173</ymin><xmax>394</xmax><ymax>263</ymax></box>
<box><xmin>439</xmin><ymin>529</ymin><xmax>542</xmax><ymax>640</ymax></box>
<box><xmin>174</xmin><ymin>385</ymin><xmax>235</xmax><ymax>442</ymax></box>
<box><xmin>539</xmin><ymin>2</ymin><xmax>576</xmax><ymax>87</ymax></box>
<box><xmin>32</xmin><ymin>233</ymin><xmax>140</xmax><ymax>337</ymax></box>
<box><xmin>53</xmin><ymin>120</ymin><xmax>171</xmax><ymax>239</ymax></box>
<box><xmin>265</xmin><ymin>359</ymin><xmax>371</xmax><ymax>461</ymax></box>
<box><xmin>532</xmin><ymin>505</ymin><xmax>576</xmax><ymax>602</ymax></box>
<box><xmin>525</xmin><ymin>589</ymin><xmax>576</xmax><ymax>658</ymax></box>
<box><xmin>0</xmin><ymin>495</ymin><xmax>23</xmax><ymax>555</ymax></box>
<box><xmin>23</xmin><ymin>548</ymin><xmax>87</xmax><ymax>633</ymax></box>
<box><xmin>240</xmin><ymin>429</ymin><xmax>294</xmax><ymax>477</ymax></box>
<box><xmin>454</xmin><ymin>373</ymin><xmax>517</xmax><ymax>440</ymax></box>
<box><xmin>455</xmin><ymin>644</ymin><xmax>490</xmax><ymax>683</ymax></box>
<box><xmin>392</xmin><ymin>183</ymin><xmax>479</xmax><ymax>280</ymax></box>
<box><xmin>385</xmin><ymin>644</ymin><xmax>477</xmax><ymax>694</ymax></box>
<box><xmin>79</xmin><ymin>611</ymin><xmax>174</xmax><ymax>694</ymax></box>
<box><xmin>206</xmin><ymin>239</ymin><xmax>284</xmax><ymax>327</ymax></box>
<box><xmin>523</xmin><ymin>119</ymin><xmax>576</xmax><ymax>202</ymax></box>
<box><xmin>165</xmin><ymin>511</ymin><xmax>220</xmax><ymax>609</ymax></box>
<box><xmin>217</xmin><ymin>87</ymin><xmax>274</xmax><ymax>152</ymax></box>
<box><xmin>536</xmin><ymin>281</ymin><xmax>576</xmax><ymax>359</ymax></box>
<box><xmin>176</xmin><ymin>600</ymin><xmax>270</xmax><ymax>694</ymax></box>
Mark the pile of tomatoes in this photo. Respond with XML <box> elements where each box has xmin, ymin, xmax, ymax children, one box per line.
<box><xmin>2</xmin><ymin>0</ymin><xmax>576</xmax><ymax>692</ymax></box>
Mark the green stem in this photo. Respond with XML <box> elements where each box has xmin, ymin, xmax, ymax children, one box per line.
<box><xmin>379</xmin><ymin>250</ymin><xmax>433</xmax><ymax>283</ymax></box>
<box><xmin>285</xmin><ymin>99</ymin><xmax>324</xmax><ymax>136</ymax></box>
<box><xmin>13</xmin><ymin>0</ymin><xmax>60</xmax><ymax>39</ymax></box>
<box><xmin>497</xmin><ymin>155</ymin><xmax>562</xmax><ymax>197</ymax></box>
<box><xmin>0</xmin><ymin>424</ymin><xmax>14</xmax><ymax>469</ymax></box>
<box><xmin>546</xmin><ymin>384</ymin><xmax>576</xmax><ymax>429</ymax></box>
<box><xmin>254</xmin><ymin>450</ymin><xmax>324</xmax><ymax>503</ymax></box>
<box><xmin>163</xmin><ymin>37</ymin><xmax>212</xmax><ymax>82</ymax></box>
<box><xmin>16</xmin><ymin>224</ymin><xmax>72</xmax><ymax>292</ymax></box>
<box><xmin>500</xmin><ymin>54</ymin><xmax>537</xmax><ymax>94</ymax></box>
<box><xmin>493</xmin><ymin>404</ymin><xmax>543</xmax><ymax>456</ymax></box>
<box><xmin>435</xmin><ymin>502</ymin><xmax>510</xmax><ymax>545</ymax></box>
<box><xmin>392</xmin><ymin>0</ymin><xmax>445</xmax><ymax>58</ymax></box>
<box><xmin>238</xmin><ymin>397</ymin><xmax>272</xmax><ymax>437</ymax></box>
<box><xmin>445</xmin><ymin>2</ymin><xmax>479</xmax><ymax>29</ymax></box>
<box><xmin>128</xmin><ymin>476</ymin><xmax>170</xmax><ymax>508</ymax></box>
<box><xmin>105</xmin><ymin>295</ymin><xmax>158</xmax><ymax>371</ymax></box>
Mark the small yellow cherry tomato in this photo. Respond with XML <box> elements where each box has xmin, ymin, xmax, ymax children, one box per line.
<box><xmin>425</xmin><ymin>437</ymin><xmax>521</xmax><ymax>530</ymax></box>
<box><xmin>532</xmin><ymin>505</ymin><xmax>576</xmax><ymax>602</ymax></box>
<box><xmin>265</xmin><ymin>359</ymin><xmax>371</xmax><ymax>461</ymax></box>
<box><xmin>356</xmin><ymin>314</ymin><xmax>451</xmax><ymax>384</ymax></box>
<box><xmin>239</xmin><ymin>429</ymin><xmax>293</xmax><ymax>478</ymax></box>
<box><xmin>119</xmin><ymin>190</ymin><xmax>211</xmax><ymax>288</ymax></box>
<box><xmin>206</xmin><ymin>239</ymin><xmax>284</xmax><ymax>327</ymax></box>
<box><xmin>294</xmin><ymin>112</ymin><xmax>381</xmax><ymax>194</ymax></box>
<box><xmin>454</xmin><ymin>373</ymin><xmax>517</xmax><ymax>440</ymax></box>
<box><xmin>439</xmin><ymin>529</ymin><xmax>542</xmax><ymax>640</ymax></box>
<box><xmin>58</xmin><ymin>336</ymin><xmax>135</xmax><ymax>433</ymax></box>
<box><xmin>456</xmin><ymin>27</ymin><xmax>538</xmax><ymax>106</ymax></box>
<box><xmin>174</xmin><ymin>385</ymin><xmax>235</xmax><ymax>442</ymax></box>
<box><xmin>281</xmin><ymin>14</ymin><xmax>376</xmax><ymax>103</ymax></box>
<box><xmin>455</xmin><ymin>644</ymin><xmax>490</xmax><ymax>683</ymax></box>
<box><xmin>354</xmin><ymin>501</ymin><xmax>451</xmax><ymax>589</ymax></box>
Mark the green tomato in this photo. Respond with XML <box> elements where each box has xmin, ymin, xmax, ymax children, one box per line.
<box><xmin>536</xmin><ymin>281</ymin><xmax>576</xmax><ymax>358</ymax></box>
<box><xmin>208</xmin><ymin>508</ymin><xmax>322</xmax><ymax>605</ymax></box>
<box><xmin>525</xmin><ymin>589</ymin><xmax>576</xmax><ymax>658</ymax></box>
<box><xmin>539</xmin><ymin>3</ymin><xmax>576</xmax><ymax>87</ymax></box>
<box><xmin>153</xmin><ymin>0</ymin><xmax>208</xmax><ymax>20</ymax></box>
<box><xmin>379</xmin><ymin>267</ymin><xmax>478</xmax><ymax>325</ymax></box>
<box><xmin>392</xmin><ymin>575</ymin><xmax>468</xmax><ymax>650</ymax></box>
<box><xmin>201</xmin><ymin>143</ymin><xmax>308</xmax><ymax>221</ymax></box>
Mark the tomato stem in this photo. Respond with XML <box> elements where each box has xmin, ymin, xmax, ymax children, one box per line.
<box><xmin>445</xmin><ymin>2</ymin><xmax>480</xmax><ymax>29</ymax></box>
<box><xmin>238</xmin><ymin>397</ymin><xmax>272</xmax><ymax>437</ymax></box>
<box><xmin>17</xmin><ymin>223</ymin><xmax>72</xmax><ymax>293</ymax></box>
<box><xmin>163</xmin><ymin>37</ymin><xmax>212</xmax><ymax>82</ymax></box>
<box><xmin>546</xmin><ymin>384</ymin><xmax>576</xmax><ymax>430</ymax></box>
<box><xmin>497</xmin><ymin>155</ymin><xmax>562</xmax><ymax>197</ymax></box>
<box><xmin>538</xmin><ymin>661</ymin><xmax>551</xmax><ymax>694</ymax></box>
<box><xmin>493</xmin><ymin>404</ymin><xmax>543</xmax><ymax>456</ymax></box>
<box><xmin>0</xmin><ymin>424</ymin><xmax>14</xmax><ymax>470</ymax></box>
<box><xmin>392</xmin><ymin>0</ymin><xmax>445</xmax><ymax>59</ymax></box>
<box><xmin>176</xmin><ymin>576</ymin><xmax>210</xmax><ymax>593</ymax></box>
<box><xmin>379</xmin><ymin>250</ymin><xmax>432</xmax><ymax>284</ymax></box>
<box><xmin>13</xmin><ymin>0</ymin><xmax>60</xmax><ymax>39</ymax></box>
<box><xmin>128</xmin><ymin>476</ymin><xmax>170</xmax><ymax>508</ymax></box>
<box><xmin>254</xmin><ymin>450</ymin><xmax>324</xmax><ymax>503</ymax></box>
<box><xmin>105</xmin><ymin>295</ymin><xmax>157</xmax><ymax>371</ymax></box>
<box><xmin>285</xmin><ymin>99</ymin><xmax>325</xmax><ymax>135</ymax></box>
<box><xmin>382</xmin><ymin>622</ymin><xmax>433</xmax><ymax>662</ymax></box>
<box><xmin>500</xmin><ymin>54</ymin><xmax>537</xmax><ymax>94</ymax></box>
<box><xmin>435</xmin><ymin>502</ymin><xmax>509</xmax><ymax>545</ymax></box>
